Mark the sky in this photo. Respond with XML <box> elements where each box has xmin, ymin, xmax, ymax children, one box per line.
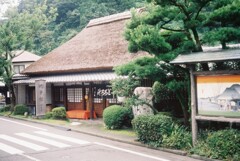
<box><xmin>0</xmin><ymin>0</ymin><xmax>20</xmax><ymax>18</ymax></box>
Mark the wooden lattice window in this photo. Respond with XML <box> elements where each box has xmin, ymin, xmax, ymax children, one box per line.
<box><xmin>67</xmin><ymin>88</ymin><xmax>82</xmax><ymax>103</ymax></box>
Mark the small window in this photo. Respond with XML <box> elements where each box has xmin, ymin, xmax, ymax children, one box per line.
<box><xmin>13</xmin><ymin>65</ymin><xmax>25</xmax><ymax>74</ymax></box>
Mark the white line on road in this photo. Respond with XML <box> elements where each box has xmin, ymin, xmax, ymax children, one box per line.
<box><xmin>0</xmin><ymin>118</ymin><xmax>47</xmax><ymax>131</ymax></box>
<box><xmin>94</xmin><ymin>142</ymin><xmax>170</xmax><ymax>161</ymax></box>
<box><xmin>0</xmin><ymin>135</ymin><xmax>48</xmax><ymax>151</ymax></box>
<box><xmin>0</xmin><ymin>142</ymin><xmax>23</xmax><ymax>154</ymax></box>
<box><xmin>19</xmin><ymin>153</ymin><xmax>41</xmax><ymax>161</ymax></box>
<box><xmin>16</xmin><ymin>133</ymin><xmax>71</xmax><ymax>148</ymax></box>
<box><xmin>34</xmin><ymin>131</ymin><xmax>90</xmax><ymax>145</ymax></box>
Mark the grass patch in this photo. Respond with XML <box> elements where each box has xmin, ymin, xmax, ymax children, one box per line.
<box><xmin>0</xmin><ymin>112</ymin><xmax>70</xmax><ymax>126</ymax></box>
<box><xmin>0</xmin><ymin>111</ymin><xmax>12</xmax><ymax>116</ymax></box>
<box><xmin>101</xmin><ymin>127</ymin><xmax>136</xmax><ymax>137</ymax></box>
<box><xmin>38</xmin><ymin>119</ymin><xmax>70</xmax><ymax>125</ymax></box>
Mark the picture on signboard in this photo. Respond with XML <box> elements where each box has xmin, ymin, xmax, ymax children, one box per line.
<box><xmin>197</xmin><ymin>75</ymin><xmax>240</xmax><ymax>117</ymax></box>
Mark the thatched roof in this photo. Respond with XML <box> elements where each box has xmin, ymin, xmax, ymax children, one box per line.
<box><xmin>23</xmin><ymin>11</ymin><xmax>148</xmax><ymax>75</ymax></box>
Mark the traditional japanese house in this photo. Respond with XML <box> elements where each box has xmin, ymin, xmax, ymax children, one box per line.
<box><xmin>14</xmin><ymin>11</ymin><xmax>148</xmax><ymax>119</ymax></box>
<box><xmin>1</xmin><ymin>50</ymin><xmax>41</xmax><ymax>105</ymax></box>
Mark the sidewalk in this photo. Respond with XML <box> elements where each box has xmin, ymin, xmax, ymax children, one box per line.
<box><xmin>66</xmin><ymin>118</ymin><xmax>140</xmax><ymax>145</ymax></box>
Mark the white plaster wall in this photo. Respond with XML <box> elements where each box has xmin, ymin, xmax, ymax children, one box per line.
<box><xmin>12</xmin><ymin>62</ymin><xmax>33</xmax><ymax>68</ymax></box>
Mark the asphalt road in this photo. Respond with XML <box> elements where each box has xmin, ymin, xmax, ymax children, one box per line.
<box><xmin>0</xmin><ymin>116</ymin><xmax>202</xmax><ymax>161</ymax></box>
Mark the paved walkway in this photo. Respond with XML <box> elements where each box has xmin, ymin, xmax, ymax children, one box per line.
<box><xmin>64</xmin><ymin>119</ymin><xmax>140</xmax><ymax>146</ymax></box>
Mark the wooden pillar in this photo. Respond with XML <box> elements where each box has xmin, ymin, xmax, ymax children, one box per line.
<box><xmin>82</xmin><ymin>83</ymin><xmax>86</xmax><ymax>110</ymax></box>
<box><xmin>190</xmin><ymin>65</ymin><xmax>198</xmax><ymax>145</ymax></box>
<box><xmin>89</xmin><ymin>82</ymin><xmax>95</xmax><ymax>119</ymax></box>
<box><xmin>51</xmin><ymin>84</ymin><xmax>55</xmax><ymax>108</ymax></box>
<box><xmin>25</xmin><ymin>85</ymin><xmax>28</xmax><ymax>104</ymax></box>
<box><xmin>63</xmin><ymin>84</ymin><xmax>67</xmax><ymax>110</ymax></box>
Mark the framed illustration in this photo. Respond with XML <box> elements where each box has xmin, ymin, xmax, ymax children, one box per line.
<box><xmin>197</xmin><ymin>75</ymin><xmax>240</xmax><ymax>117</ymax></box>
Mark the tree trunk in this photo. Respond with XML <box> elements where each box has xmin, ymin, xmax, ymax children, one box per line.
<box><xmin>8</xmin><ymin>83</ymin><xmax>16</xmax><ymax>112</ymax></box>
<box><xmin>176</xmin><ymin>92</ymin><xmax>190</xmax><ymax>126</ymax></box>
<box><xmin>191</xmin><ymin>28</ymin><xmax>203</xmax><ymax>52</ymax></box>
<box><xmin>221</xmin><ymin>41</ymin><xmax>227</xmax><ymax>49</ymax></box>
<box><xmin>191</xmin><ymin>27</ymin><xmax>209</xmax><ymax>71</ymax></box>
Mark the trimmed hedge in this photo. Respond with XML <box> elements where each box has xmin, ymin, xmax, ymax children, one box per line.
<box><xmin>52</xmin><ymin>107</ymin><xmax>66</xmax><ymax>119</ymax></box>
<box><xmin>132</xmin><ymin>114</ymin><xmax>192</xmax><ymax>149</ymax></box>
<box><xmin>132</xmin><ymin>114</ymin><xmax>174</xmax><ymax>146</ymax></box>
<box><xmin>103</xmin><ymin>105</ymin><xmax>133</xmax><ymax>129</ymax></box>
<box><xmin>44</xmin><ymin>112</ymin><xmax>53</xmax><ymax>119</ymax></box>
<box><xmin>13</xmin><ymin>104</ymin><xmax>28</xmax><ymax>115</ymax></box>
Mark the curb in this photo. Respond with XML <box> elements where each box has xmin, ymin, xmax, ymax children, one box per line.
<box><xmin>1</xmin><ymin>115</ymin><xmax>219</xmax><ymax>161</ymax></box>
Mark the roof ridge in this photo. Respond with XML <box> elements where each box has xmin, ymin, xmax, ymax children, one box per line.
<box><xmin>87</xmin><ymin>11</ymin><xmax>131</xmax><ymax>28</ymax></box>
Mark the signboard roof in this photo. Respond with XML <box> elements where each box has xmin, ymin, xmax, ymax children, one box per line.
<box><xmin>170</xmin><ymin>48</ymin><xmax>240</xmax><ymax>65</ymax></box>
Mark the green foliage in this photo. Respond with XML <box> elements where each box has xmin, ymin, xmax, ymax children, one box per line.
<box><xmin>52</xmin><ymin>107</ymin><xmax>66</xmax><ymax>119</ymax></box>
<box><xmin>162</xmin><ymin>124</ymin><xmax>192</xmax><ymax>150</ymax></box>
<box><xmin>0</xmin><ymin>105</ymin><xmax>11</xmax><ymax>112</ymax></box>
<box><xmin>152</xmin><ymin>81</ymin><xmax>171</xmax><ymax>102</ymax></box>
<box><xmin>13</xmin><ymin>104</ymin><xmax>28</xmax><ymax>115</ymax></box>
<box><xmin>125</xmin><ymin>24</ymin><xmax>172</xmax><ymax>55</ymax></box>
<box><xmin>132</xmin><ymin>114</ymin><xmax>192</xmax><ymax>149</ymax></box>
<box><xmin>114</xmin><ymin>57</ymin><xmax>170</xmax><ymax>81</ymax></box>
<box><xmin>202</xmin><ymin>0</ymin><xmax>240</xmax><ymax>48</ymax></box>
<box><xmin>0</xmin><ymin>0</ymin><xmax>57</xmax><ymax>107</ymax></box>
<box><xmin>191</xmin><ymin>129</ymin><xmax>240</xmax><ymax>160</ymax></box>
<box><xmin>206</xmin><ymin>129</ymin><xmax>240</xmax><ymax>160</ymax></box>
<box><xmin>110</xmin><ymin>74</ymin><xmax>140</xmax><ymax>97</ymax></box>
<box><xmin>132</xmin><ymin>114</ymin><xmax>174</xmax><ymax>146</ymax></box>
<box><xmin>103</xmin><ymin>105</ymin><xmax>133</xmax><ymax>129</ymax></box>
<box><xmin>44</xmin><ymin>112</ymin><xmax>53</xmax><ymax>119</ymax></box>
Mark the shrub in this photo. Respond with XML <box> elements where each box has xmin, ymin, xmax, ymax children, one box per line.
<box><xmin>52</xmin><ymin>107</ymin><xmax>66</xmax><ymax>119</ymax></box>
<box><xmin>103</xmin><ymin>105</ymin><xmax>133</xmax><ymax>129</ymax></box>
<box><xmin>162</xmin><ymin>124</ymin><xmax>192</xmax><ymax>150</ymax></box>
<box><xmin>13</xmin><ymin>104</ymin><xmax>28</xmax><ymax>115</ymax></box>
<box><xmin>206</xmin><ymin>129</ymin><xmax>240</xmax><ymax>160</ymax></box>
<box><xmin>44</xmin><ymin>112</ymin><xmax>53</xmax><ymax>119</ymax></box>
<box><xmin>0</xmin><ymin>104</ymin><xmax>11</xmax><ymax>112</ymax></box>
<box><xmin>122</xmin><ymin>107</ymin><xmax>134</xmax><ymax>127</ymax></box>
<box><xmin>191</xmin><ymin>129</ymin><xmax>240</xmax><ymax>160</ymax></box>
<box><xmin>132</xmin><ymin>114</ymin><xmax>174</xmax><ymax>146</ymax></box>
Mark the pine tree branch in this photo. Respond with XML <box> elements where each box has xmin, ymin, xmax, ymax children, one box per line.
<box><xmin>195</xmin><ymin>0</ymin><xmax>211</xmax><ymax>20</ymax></box>
<box><xmin>160</xmin><ymin>26</ymin><xmax>185</xmax><ymax>32</ymax></box>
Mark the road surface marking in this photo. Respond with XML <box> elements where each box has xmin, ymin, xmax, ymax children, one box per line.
<box><xmin>35</xmin><ymin>131</ymin><xmax>90</xmax><ymax>144</ymax></box>
<box><xmin>16</xmin><ymin>133</ymin><xmax>70</xmax><ymax>148</ymax></box>
<box><xmin>19</xmin><ymin>153</ymin><xmax>41</xmax><ymax>161</ymax></box>
<box><xmin>0</xmin><ymin>142</ymin><xmax>23</xmax><ymax>154</ymax></box>
<box><xmin>95</xmin><ymin>142</ymin><xmax>170</xmax><ymax>161</ymax></box>
<box><xmin>0</xmin><ymin>135</ymin><xmax>48</xmax><ymax>151</ymax></box>
<box><xmin>0</xmin><ymin>118</ymin><xmax>47</xmax><ymax>131</ymax></box>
